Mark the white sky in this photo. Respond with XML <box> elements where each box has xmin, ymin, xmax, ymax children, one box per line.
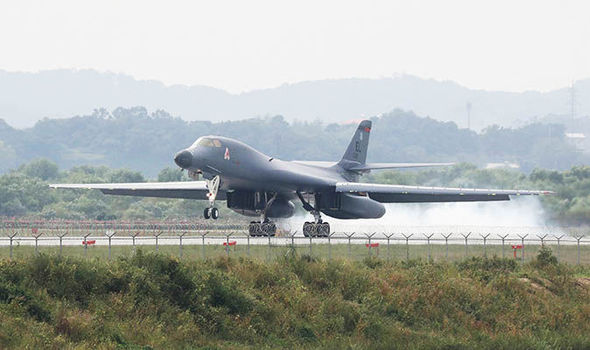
<box><xmin>0</xmin><ymin>0</ymin><xmax>589</xmax><ymax>93</ymax></box>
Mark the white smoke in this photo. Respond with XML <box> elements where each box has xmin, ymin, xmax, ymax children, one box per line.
<box><xmin>280</xmin><ymin>197</ymin><xmax>552</xmax><ymax>238</ymax></box>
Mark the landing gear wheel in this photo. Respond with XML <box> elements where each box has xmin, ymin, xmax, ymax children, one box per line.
<box><xmin>203</xmin><ymin>207</ymin><xmax>211</xmax><ymax>219</ymax></box>
<box><xmin>261</xmin><ymin>222</ymin><xmax>276</xmax><ymax>236</ymax></box>
<box><xmin>318</xmin><ymin>222</ymin><xmax>330</xmax><ymax>237</ymax></box>
<box><xmin>249</xmin><ymin>222</ymin><xmax>261</xmax><ymax>236</ymax></box>
<box><xmin>302</xmin><ymin>222</ymin><xmax>309</xmax><ymax>237</ymax></box>
<box><xmin>303</xmin><ymin>222</ymin><xmax>317</xmax><ymax>237</ymax></box>
<box><xmin>211</xmin><ymin>207</ymin><xmax>219</xmax><ymax>220</ymax></box>
<box><xmin>249</xmin><ymin>221</ymin><xmax>276</xmax><ymax>236</ymax></box>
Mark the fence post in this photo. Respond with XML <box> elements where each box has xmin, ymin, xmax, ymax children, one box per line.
<box><xmin>365</xmin><ymin>232</ymin><xmax>376</xmax><ymax>257</ymax></box>
<box><xmin>517</xmin><ymin>234</ymin><xmax>528</xmax><ymax>263</ymax></box>
<box><xmin>267</xmin><ymin>231</ymin><xmax>272</xmax><ymax>261</ymax></box>
<box><xmin>58</xmin><ymin>232</ymin><xmax>68</xmax><ymax>256</ymax></box>
<box><xmin>384</xmin><ymin>233</ymin><xmax>394</xmax><ymax>260</ymax></box>
<box><xmin>344</xmin><ymin>232</ymin><xmax>354</xmax><ymax>258</ymax></box>
<box><xmin>178</xmin><ymin>231</ymin><xmax>187</xmax><ymax>258</ymax></box>
<box><xmin>225</xmin><ymin>233</ymin><xmax>233</xmax><ymax>257</ymax></box>
<box><xmin>424</xmin><ymin>233</ymin><xmax>434</xmax><ymax>262</ymax></box>
<box><xmin>247</xmin><ymin>232</ymin><xmax>251</xmax><ymax>257</ymax></box>
<box><xmin>442</xmin><ymin>233</ymin><xmax>452</xmax><ymax>260</ymax></box>
<box><xmin>32</xmin><ymin>228</ymin><xmax>43</xmax><ymax>256</ymax></box>
<box><xmin>403</xmin><ymin>233</ymin><xmax>413</xmax><ymax>262</ymax></box>
<box><xmin>480</xmin><ymin>233</ymin><xmax>490</xmax><ymax>258</ymax></box>
<box><xmin>575</xmin><ymin>235</ymin><xmax>584</xmax><ymax>265</ymax></box>
<box><xmin>201</xmin><ymin>232</ymin><xmax>208</xmax><ymax>259</ymax></box>
<box><xmin>154</xmin><ymin>230</ymin><xmax>163</xmax><ymax>253</ymax></box>
<box><xmin>308</xmin><ymin>232</ymin><xmax>313</xmax><ymax>256</ymax></box>
<box><xmin>537</xmin><ymin>234</ymin><xmax>547</xmax><ymax>247</ymax></box>
<box><xmin>461</xmin><ymin>232</ymin><xmax>471</xmax><ymax>258</ymax></box>
<box><xmin>8</xmin><ymin>232</ymin><xmax>17</xmax><ymax>260</ymax></box>
<box><xmin>105</xmin><ymin>229</ymin><xmax>116</xmax><ymax>261</ymax></box>
<box><xmin>83</xmin><ymin>232</ymin><xmax>91</xmax><ymax>258</ymax></box>
<box><xmin>554</xmin><ymin>234</ymin><xmax>565</xmax><ymax>261</ymax></box>
<box><xmin>498</xmin><ymin>234</ymin><xmax>508</xmax><ymax>258</ymax></box>
<box><xmin>328</xmin><ymin>232</ymin><xmax>334</xmax><ymax>261</ymax></box>
<box><xmin>130</xmin><ymin>231</ymin><xmax>139</xmax><ymax>255</ymax></box>
<box><xmin>56</xmin><ymin>222</ymin><xmax>66</xmax><ymax>256</ymax></box>
<box><xmin>285</xmin><ymin>231</ymin><xmax>296</xmax><ymax>258</ymax></box>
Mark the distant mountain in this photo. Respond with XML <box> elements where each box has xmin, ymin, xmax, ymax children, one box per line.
<box><xmin>0</xmin><ymin>69</ymin><xmax>588</xmax><ymax>130</ymax></box>
<box><xmin>0</xmin><ymin>108</ymin><xmax>586</xmax><ymax>176</ymax></box>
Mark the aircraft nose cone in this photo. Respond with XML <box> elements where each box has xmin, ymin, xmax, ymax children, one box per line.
<box><xmin>174</xmin><ymin>150</ymin><xmax>193</xmax><ymax>168</ymax></box>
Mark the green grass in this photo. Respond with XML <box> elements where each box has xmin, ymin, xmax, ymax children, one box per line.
<box><xmin>2</xmin><ymin>242</ymin><xmax>590</xmax><ymax>265</ymax></box>
<box><xmin>1</xmin><ymin>247</ymin><xmax>590</xmax><ymax>348</ymax></box>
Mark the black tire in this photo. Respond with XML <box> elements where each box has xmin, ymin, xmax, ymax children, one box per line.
<box><xmin>211</xmin><ymin>207</ymin><xmax>219</xmax><ymax>220</ymax></box>
<box><xmin>262</xmin><ymin>222</ymin><xmax>273</xmax><ymax>236</ymax></box>
<box><xmin>304</xmin><ymin>222</ymin><xmax>318</xmax><ymax>237</ymax></box>
<box><xmin>318</xmin><ymin>222</ymin><xmax>330</xmax><ymax>237</ymax></box>
<box><xmin>303</xmin><ymin>222</ymin><xmax>311</xmax><ymax>237</ymax></box>
<box><xmin>249</xmin><ymin>222</ymin><xmax>262</xmax><ymax>236</ymax></box>
<box><xmin>203</xmin><ymin>207</ymin><xmax>211</xmax><ymax>219</ymax></box>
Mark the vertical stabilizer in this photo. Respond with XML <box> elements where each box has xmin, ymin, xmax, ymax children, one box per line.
<box><xmin>338</xmin><ymin>120</ymin><xmax>371</xmax><ymax>168</ymax></box>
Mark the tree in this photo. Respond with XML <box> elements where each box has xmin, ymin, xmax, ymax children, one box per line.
<box><xmin>158</xmin><ymin>167</ymin><xmax>185</xmax><ymax>182</ymax></box>
<box><xmin>18</xmin><ymin>158</ymin><xmax>59</xmax><ymax>180</ymax></box>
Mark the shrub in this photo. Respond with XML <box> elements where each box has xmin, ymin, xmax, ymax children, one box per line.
<box><xmin>457</xmin><ymin>256</ymin><xmax>518</xmax><ymax>282</ymax></box>
<box><xmin>534</xmin><ymin>245</ymin><xmax>558</xmax><ymax>268</ymax></box>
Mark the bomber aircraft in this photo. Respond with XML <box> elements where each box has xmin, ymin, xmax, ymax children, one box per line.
<box><xmin>51</xmin><ymin>120</ymin><xmax>551</xmax><ymax>237</ymax></box>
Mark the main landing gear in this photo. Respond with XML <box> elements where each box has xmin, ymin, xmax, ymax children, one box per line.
<box><xmin>297</xmin><ymin>192</ymin><xmax>331</xmax><ymax>237</ymax></box>
<box><xmin>248</xmin><ymin>220</ymin><xmax>277</xmax><ymax>237</ymax></box>
<box><xmin>248</xmin><ymin>193</ymin><xmax>278</xmax><ymax>237</ymax></box>
<box><xmin>203</xmin><ymin>176</ymin><xmax>220</xmax><ymax>220</ymax></box>
<box><xmin>303</xmin><ymin>221</ymin><xmax>330</xmax><ymax>238</ymax></box>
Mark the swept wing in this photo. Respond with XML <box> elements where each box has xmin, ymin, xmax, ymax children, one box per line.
<box><xmin>49</xmin><ymin>181</ymin><xmax>224</xmax><ymax>200</ymax></box>
<box><xmin>347</xmin><ymin>162</ymin><xmax>454</xmax><ymax>171</ymax></box>
<box><xmin>335</xmin><ymin>182</ymin><xmax>552</xmax><ymax>203</ymax></box>
<box><xmin>292</xmin><ymin>161</ymin><xmax>453</xmax><ymax>171</ymax></box>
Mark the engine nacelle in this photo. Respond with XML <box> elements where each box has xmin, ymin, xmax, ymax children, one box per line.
<box><xmin>320</xmin><ymin>192</ymin><xmax>386</xmax><ymax>219</ymax></box>
<box><xmin>226</xmin><ymin>191</ymin><xmax>295</xmax><ymax>218</ymax></box>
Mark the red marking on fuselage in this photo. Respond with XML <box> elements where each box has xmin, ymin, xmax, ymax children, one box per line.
<box><xmin>224</xmin><ymin>147</ymin><xmax>230</xmax><ymax>160</ymax></box>
<box><xmin>364</xmin><ymin>127</ymin><xmax>371</xmax><ymax>132</ymax></box>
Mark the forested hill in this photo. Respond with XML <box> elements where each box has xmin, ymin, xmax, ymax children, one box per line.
<box><xmin>0</xmin><ymin>107</ymin><xmax>587</xmax><ymax>176</ymax></box>
<box><xmin>2</xmin><ymin>69</ymin><xmax>590</xmax><ymax>129</ymax></box>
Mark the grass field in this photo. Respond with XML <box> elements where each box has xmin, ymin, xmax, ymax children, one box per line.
<box><xmin>1</xmin><ymin>247</ymin><xmax>590</xmax><ymax>349</ymax></box>
<box><xmin>2</xmin><ymin>241</ymin><xmax>590</xmax><ymax>265</ymax></box>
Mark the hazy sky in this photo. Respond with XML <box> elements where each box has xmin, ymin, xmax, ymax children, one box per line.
<box><xmin>1</xmin><ymin>0</ymin><xmax>589</xmax><ymax>93</ymax></box>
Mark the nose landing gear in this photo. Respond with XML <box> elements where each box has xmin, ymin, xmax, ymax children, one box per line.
<box><xmin>203</xmin><ymin>207</ymin><xmax>219</xmax><ymax>220</ymax></box>
<box><xmin>203</xmin><ymin>176</ymin><xmax>220</xmax><ymax>220</ymax></box>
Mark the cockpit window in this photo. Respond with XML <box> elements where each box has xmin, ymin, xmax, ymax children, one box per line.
<box><xmin>193</xmin><ymin>137</ymin><xmax>222</xmax><ymax>148</ymax></box>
